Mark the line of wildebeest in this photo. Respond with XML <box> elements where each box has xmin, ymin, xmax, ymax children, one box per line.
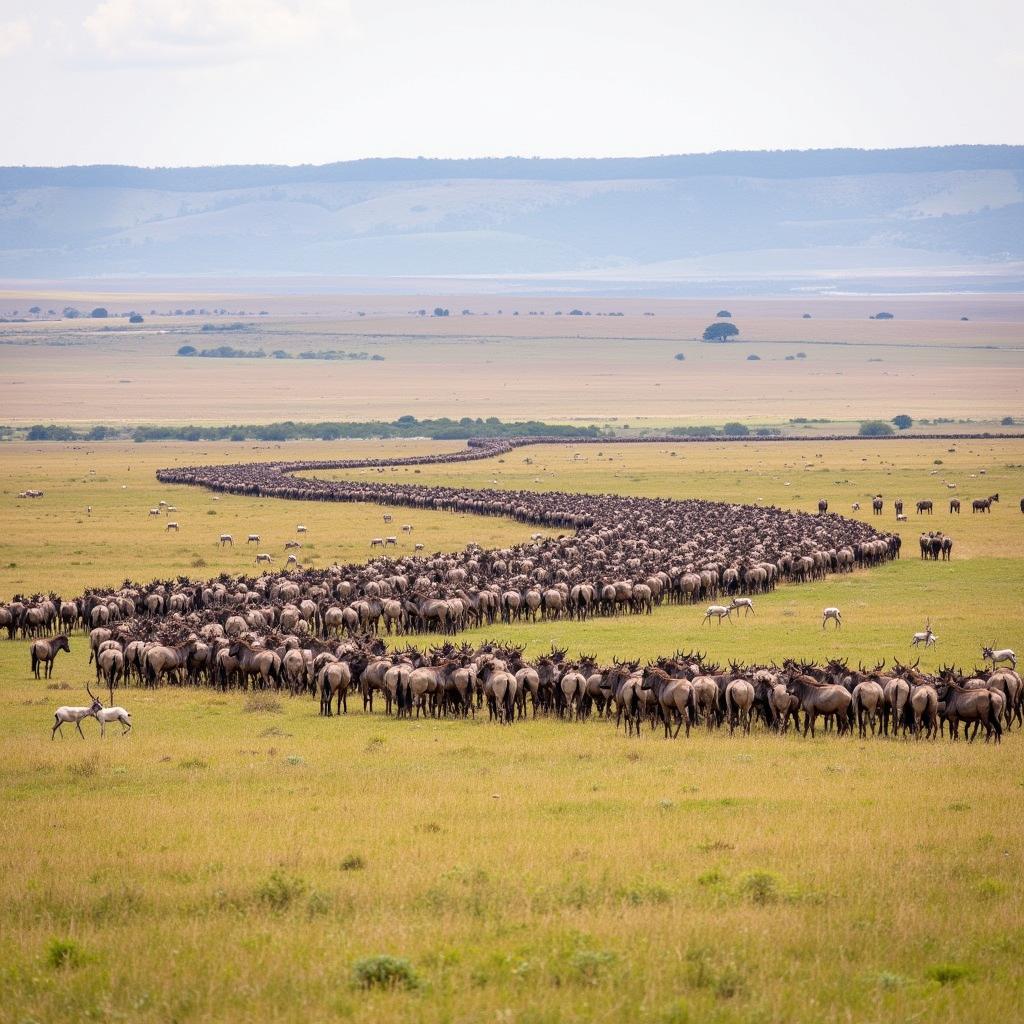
<box><xmin>5</xmin><ymin>436</ymin><xmax>1017</xmax><ymax>742</ymax></box>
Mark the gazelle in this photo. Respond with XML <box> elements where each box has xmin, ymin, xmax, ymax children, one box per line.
<box><xmin>911</xmin><ymin>620</ymin><xmax>937</xmax><ymax>647</ymax></box>
<box><xmin>52</xmin><ymin>686</ymin><xmax>102</xmax><ymax>739</ymax></box>
<box><xmin>702</xmin><ymin>605</ymin><xmax>733</xmax><ymax>626</ymax></box>
<box><xmin>822</xmin><ymin>607</ymin><xmax>842</xmax><ymax>629</ymax></box>
<box><xmin>728</xmin><ymin>597</ymin><xmax>755</xmax><ymax>617</ymax></box>
<box><xmin>983</xmin><ymin>645</ymin><xmax>1016</xmax><ymax>670</ymax></box>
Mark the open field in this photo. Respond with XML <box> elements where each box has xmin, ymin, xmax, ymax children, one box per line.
<box><xmin>2</xmin><ymin>437</ymin><xmax>1023</xmax><ymax>1023</ymax></box>
<box><xmin>1</xmin><ymin>292</ymin><xmax>1022</xmax><ymax>426</ymax></box>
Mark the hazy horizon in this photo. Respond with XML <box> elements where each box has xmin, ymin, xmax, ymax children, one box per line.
<box><xmin>1</xmin><ymin>1</ymin><xmax>1021</xmax><ymax>167</ymax></box>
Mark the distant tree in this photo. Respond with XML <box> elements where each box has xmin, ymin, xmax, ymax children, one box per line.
<box><xmin>891</xmin><ymin>414</ymin><xmax>913</xmax><ymax>430</ymax></box>
<box><xmin>1001</xmin><ymin>416</ymin><xmax>1014</xmax><ymax>425</ymax></box>
<box><xmin>177</xmin><ymin>345</ymin><xmax>198</xmax><ymax>357</ymax></box>
<box><xmin>795</xmin><ymin>352</ymin><xmax>806</xmax><ymax>359</ymax></box>
<box><xmin>723</xmin><ymin>422</ymin><xmax>750</xmax><ymax>436</ymax></box>
<box><xmin>28</xmin><ymin>306</ymin><xmax>41</xmax><ymax>316</ymax></box>
<box><xmin>802</xmin><ymin>313</ymin><xmax>812</xmax><ymax>319</ymax></box>
<box><xmin>702</xmin><ymin>322</ymin><xmax>739</xmax><ymax>343</ymax></box>
<box><xmin>716</xmin><ymin>309</ymin><xmax>732</xmax><ymax>318</ymax></box>
<box><xmin>128</xmin><ymin>313</ymin><xmax>144</xmax><ymax>324</ymax></box>
<box><xmin>396</xmin><ymin>415</ymin><xmax>418</xmax><ymax>425</ymax></box>
<box><xmin>673</xmin><ymin>353</ymin><xmax>686</xmax><ymax>361</ymax></box>
<box><xmin>63</xmin><ymin>307</ymin><xmax>81</xmax><ymax>319</ymax></box>
<box><xmin>746</xmin><ymin>353</ymin><xmax>760</xmax><ymax>361</ymax></box>
<box><xmin>432</xmin><ymin>307</ymin><xmax>449</xmax><ymax>317</ymax></box>
<box><xmin>569</xmin><ymin>309</ymin><xmax>584</xmax><ymax>316</ymax></box>
<box><xmin>859</xmin><ymin>420</ymin><xmax>895</xmax><ymax>437</ymax></box>
<box><xmin>960</xmin><ymin>316</ymin><xmax>969</xmax><ymax>321</ymax></box>
<box><xmin>90</xmin><ymin>307</ymin><xmax>108</xmax><ymax>318</ymax></box>
<box><xmin>871</xmin><ymin>311</ymin><xmax>894</xmax><ymax>320</ymax></box>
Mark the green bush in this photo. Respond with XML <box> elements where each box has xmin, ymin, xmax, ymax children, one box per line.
<box><xmin>738</xmin><ymin>871</ymin><xmax>779</xmax><ymax>904</ymax></box>
<box><xmin>859</xmin><ymin>420</ymin><xmax>895</xmax><ymax>437</ymax></box>
<box><xmin>47</xmin><ymin>938</ymin><xmax>85</xmax><ymax>969</ymax></box>
<box><xmin>256</xmin><ymin>870</ymin><xmax>306</xmax><ymax>911</ymax></box>
<box><xmin>352</xmin><ymin>955</ymin><xmax>420</xmax><ymax>990</ymax></box>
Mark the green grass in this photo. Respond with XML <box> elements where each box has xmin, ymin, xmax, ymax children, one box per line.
<box><xmin>1</xmin><ymin>437</ymin><xmax>1023</xmax><ymax>1023</ymax></box>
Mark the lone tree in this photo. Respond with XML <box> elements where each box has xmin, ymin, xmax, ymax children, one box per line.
<box><xmin>702</xmin><ymin>322</ymin><xmax>739</xmax><ymax>343</ymax></box>
<box><xmin>716</xmin><ymin>309</ymin><xmax>732</xmax><ymax>318</ymax></box>
<box><xmin>859</xmin><ymin>420</ymin><xmax>895</xmax><ymax>437</ymax></box>
<box><xmin>90</xmin><ymin>307</ymin><xmax>109</xmax><ymax>318</ymax></box>
<box><xmin>891</xmin><ymin>414</ymin><xmax>913</xmax><ymax>430</ymax></box>
<box><xmin>673</xmin><ymin>352</ymin><xmax>686</xmax><ymax>361</ymax></box>
<box><xmin>129</xmin><ymin>313</ymin><xmax>144</xmax><ymax>324</ymax></box>
<box><xmin>177</xmin><ymin>344</ymin><xmax>198</xmax><ymax>357</ymax></box>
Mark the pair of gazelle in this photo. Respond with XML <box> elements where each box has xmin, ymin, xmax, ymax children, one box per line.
<box><xmin>52</xmin><ymin>684</ymin><xmax>132</xmax><ymax>739</ymax></box>
<box><xmin>701</xmin><ymin>598</ymin><xmax>755</xmax><ymax>625</ymax></box>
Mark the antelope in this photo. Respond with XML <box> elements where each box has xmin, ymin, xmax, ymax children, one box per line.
<box><xmin>370</xmin><ymin>538</ymin><xmax>385</xmax><ymax>548</ymax></box>
<box><xmin>95</xmin><ymin>703</ymin><xmax>133</xmax><ymax>737</ymax></box>
<box><xmin>148</xmin><ymin>508</ymin><xmax>160</xmax><ymax>516</ymax></box>
<box><xmin>728</xmin><ymin>597</ymin><xmax>755</xmax><ymax>617</ymax></box>
<box><xmin>983</xmin><ymin>646</ymin><xmax>1016</xmax><ymax>670</ymax></box>
<box><xmin>165</xmin><ymin>521</ymin><xmax>179</xmax><ymax>531</ymax></box>
<box><xmin>52</xmin><ymin>686</ymin><xmax>102</xmax><ymax>739</ymax></box>
<box><xmin>284</xmin><ymin>541</ymin><xmax>302</xmax><ymax>550</ymax></box>
<box><xmin>247</xmin><ymin>534</ymin><xmax>260</xmax><ymax>544</ymax></box>
<box><xmin>822</xmin><ymin>607</ymin><xmax>842</xmax><ymax>629</ymax></box>
<box><xmin>219</xmin><ymin>534</ymin><xmax>233</xmax><ymax>546</ymax></box>
<box><xmin>414</xmin><ymin>543</ymin><xmax>424</xmax><ymax>552</ymax></box>
<box><xmin>702</xmin><ymin>605</ymin><xmax>733</xmax><ymax>626</ymax></box>
<box><xmin>255</xmin><ymin>552</ymin><xmax>274</xmax><ymax>565</ymax></box>
<box><xmin>383</xmin><ymin>514</ymin><xmax>393</xmax><ymax>523</ymax></box>
<box><xmin>385</xmin><ymin>536</ymin><xmax>398</xmax><ymax>547</ymax></box>
<box><xmin>911</xmin><ymin>621</ymin><xmax>937</xmax><ymax>647</ymax></box>
<box><xmin>296</xmin><ymin>524</ymin><xmax>308</xmax><ymax>533</ymax></box>
<box><xmin>851</xmin><ymin>502</ymin><xmax>860</xmax><ymax>512</ymax></box>
<box><xmin>402</xmin><ymin>524</ymin><xmax>413</xmax><ymax>533</ymax></box>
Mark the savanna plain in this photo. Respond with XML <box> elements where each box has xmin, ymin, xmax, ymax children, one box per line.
<box><xmin>2</xmin><ymin>424</ymin><xmax>1023</xmax><ymax>1023</ymax></box>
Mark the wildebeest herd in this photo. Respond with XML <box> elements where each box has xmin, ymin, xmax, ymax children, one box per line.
<box><xmin>4</xmin><ymin>437</ymin><xmax>1016</xmax><ymax>742</ymax></box>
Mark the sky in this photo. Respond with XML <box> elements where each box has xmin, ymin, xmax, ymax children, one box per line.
<box><xmin>1</xmin><ymin>0</ymin><xmax>1021</xmax><ymax>167</ymax></box>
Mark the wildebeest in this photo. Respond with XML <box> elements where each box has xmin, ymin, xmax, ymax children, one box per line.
<box><xmin>916</xmin><ymin>500</ymin><xmax>933</xmax><ymax>514</ymax></box>
<box><xmin>31</xmin><ymin>634</ymin><xmax>70</xmax><ymax>679</ymax></box>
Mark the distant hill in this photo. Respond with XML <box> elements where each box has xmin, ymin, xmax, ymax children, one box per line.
<box><xmin>1</xmin><ymin>147</ymin><xmax>1022</xmax><ymax>290</ymax></box>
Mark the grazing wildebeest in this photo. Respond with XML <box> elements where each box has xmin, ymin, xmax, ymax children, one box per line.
<box><xmin>972</xmin><ymin>494</ymin><xmax>998</xmax><ymax>513</ymax></box>
<box><xmin>785</xmin><ymin>673</ymin><xmax>852</xmax><ymax>738</ymax></box>
<box><xmin>822</xmin><ymin>607</ymin><xmax>842</xmax><ymax>629</ymax></box>
<box><xmin>31</xmin><ymin>634</ymin><xmax>70</xmax><ymax>679</ymax></box>
<box><xmin>949</xmin><ymin>499</ymin><xmax>960</xmax><ymax>514</ymax></box>
<box><xmin>916</xmin><ymin>500</ymin><xmax>933</xmax><ymax>515</ymax></box>
<box><xmin>872</xmin><ymin>497</ymin><xmax>883</xmax><ymax>516</ymax></box>
<box><xmin>818</xmin><ymin>499</ymin><xmax>828</xmax><ymax>514</ymax></box>
<box><xmin>894</xmin><ymin>499</ymin><xmax>903</xmax><ymax>516</ymax></box>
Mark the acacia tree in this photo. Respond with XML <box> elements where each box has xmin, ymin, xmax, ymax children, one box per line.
<box><xmin>891</xmin><ymin>414</ymin><xmax>913</xmax><ymax>430</ymax></box>
<box><xmin>702</xmin><ymin>322</ymin><xmax>739</xmax><ymax>343</ymax></box>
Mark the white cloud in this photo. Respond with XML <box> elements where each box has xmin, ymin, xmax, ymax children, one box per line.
<box><xmin>81</xmin><ymin>0</ymin><xmax>353</xmax><ymax>66</ymax></box>
<box><xmin>0</xmin><ymin>17</ymin><xmax>33</xmax><ymax>57</ymax></box>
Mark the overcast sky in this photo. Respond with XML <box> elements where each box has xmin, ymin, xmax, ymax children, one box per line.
<box><xmin>2</xmin><ymin>0</ymin><xmax>1021</xmax><ymax>167</ymax></box>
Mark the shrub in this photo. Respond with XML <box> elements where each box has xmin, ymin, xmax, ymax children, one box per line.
<box><xmin>352</xmin><ymin>955</ymin><xmax>419</xmax><ymax>990</ymax></box>
<box><xmin>1001</xmin><ymin>416</ymin><xmax>1015</xmax><ymax>425</ymax></box>
<box><xmin>925</xmin><ymin>963</ymin><xmax>973</xmax><ymax>985</ymax></box>
<box><xmin>128</xmin><ymin>313</ymin><xmax>144</xmax><ymax>323</ymax></box>
<box><xmin>872</xmin><ymin>311</ymin><xmax>894</xmax><ymax>319</ymax></box>
<box><xmin>716</xmin><ymin>309</ymin><xmax>732</xmax><ymax>318</ymax></box>
<box><xmin>802</xmin><ymin>312</ymin><xmax>812</xmax><ymax>318</ymax></box>
<box><xmin>859</xmin><ymin>420</ymin><xmax>895</xmax><ymax>437</ymax></box>
<box><xmin>90</xmin><ymin>307</ymin><xmax>109</xmax><ymax>318</ymax></box>
<box><xmin>891</xmin><ymin>414</ymin><xmax>913</xmax><ymax>430</ymax></box>
<box><xmin>256</xmin><ymin>870</ymin><xmax>306</xmax><ymax>911</ymax></box>
<box><xmin>47</xmin><ymin>938</ymin><xmax>85</xmax><ymax>968</ymax></box>
<box><xmin>746</xmin><ymin>353</ymin><xmax>760</xmax><ymax>361</ymax></box>
<box><xmin>674</xmin><ymin>353</ymin><xmax>686</xmax><ymax>361</ymax></box>
<box><xmin>341</xmin><ymin>854</ymin><xmax>366</xmax><ymax>871</ymax></box>
<box><xmin>177</xmin><ymin>345</ymin><xmax>197</xmax><ymax>357</ymax></box>
<box><xmin>567</xmin><ymin>948</ymin><xmax>617</xmax><ymax>983</ymax></box>
<box><xmin>738</xmin><ymin>871</ymin><xmax>779</xmax><ymax>904</ymax></box>
<box><xmin>723</xmin><ymin>422</ymin><xmax>750</xmax><ymax>436</ymax></box>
